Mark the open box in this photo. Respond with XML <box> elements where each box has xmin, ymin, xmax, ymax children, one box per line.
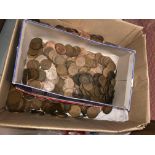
<box><xmin>12</xmin><ymin>20</ymin><xmax>135</xmax><ymax>110</ymax></box>
<box><xmin>0</xmin><ymin>19</ymin><xmax>150</xmax><ymax>133</ymax></box>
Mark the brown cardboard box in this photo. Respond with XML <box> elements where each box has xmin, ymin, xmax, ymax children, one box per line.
<box><xmin>0</xmin><ymin>20</ymin><xmax>150</xmax><ymax>133</ymax></box>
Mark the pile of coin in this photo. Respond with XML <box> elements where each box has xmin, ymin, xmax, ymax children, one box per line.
<box><xmin>6</xmin><ymin>86</ymin><xmax>113</xmax><ymax>118</ymax></box>
<box><xmin>55</xmin><ymin>25</ymin><xmax>104</xmax><ymax>43</ymax></box>
<box><xmin>22</xmin><ymin>37</ymin><xmax>116</xmax><ymax>105</ymax></box>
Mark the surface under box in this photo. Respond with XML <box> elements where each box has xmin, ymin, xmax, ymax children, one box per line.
<box><xmin>0</xmin><ymin>19</ymin><xmax>150</xmax><ymax>133</ymax></box>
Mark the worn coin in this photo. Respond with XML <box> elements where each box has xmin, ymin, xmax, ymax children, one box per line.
<box><xmin>90</xmin><ymin>34</ymin><xmax>104</xmax><ymax>43</ymax></box>
<box><xmin>63</xmin><ymin>88</ymin><xmax>74</xmax><ymax>97</ymax></box>
<box><xmin>69</xmin><ymin>105</ymin><xmax>81</xmax><ymax>118</ymax></box>
<box><xmin>79</xmin><ymin>73</ymin><xmax>93</xmax><ymax>84</ymax></box>
<box><xmin>28</xmin><ymin>80</ymin><xmax>42</xmax><ymax>89</ymax></box>
<box><xmin>56</xmin><ymin>64</ymin><xmax>68</xmax><ymax>76</ymax></box>
<box><xmin>44</xmin><ymin>40</ymin><xmax>55</xmax><ymax>49</ymax></box>
<box><xmin>27</xmin><ymin>59</ymin><xmax>40</xmax><ymax>69</ymax></box>
<box><xmin>65</xmin><ymin>44</ymin><xmax>75</xmax><ymax>57</ymax></box>
<box><xmin>28</xmin><ymin>48</ymin><xmax>40</xmax><ymax>56</ymax></box>
<box><xmin>85</xmin><ymin>56</ymin><xmax>97</xmax><ymax>68</ymax></box>
<box><xmin>35</xmin><ymin>54</ymin><xmax>47</xmax><ymax>63</ymax></box>
<box><xmin>87</xmin><ymin>106</ymin><xmax>101</xmax><ymax>118</ymax></box>
<box><xmin>28</xmin><ymin>68</ymin><xmax>39</xmax><ymax>80</ymax></box>
<box><xmin>63</xmin><ymin>77</ymin><xmax>74</xmax><ymax>89</ymax></box>
<box><xmin>80</xmin><ymin>105</ymin><xmax>88</xmax><ymax>116</ymax></box>
<box><xmin>76</xmin><ymin>56</ymin><xmax>85</xmax><ymax>67</ymax></box>
<box><xmin>38</xmin><ymin>69</ymin><xmax>46</xmax><ymax>81</ymax></box>
<box><xmin>40</xmin><ymin>59</ymin><xmax>52</xmax><ymax>70</ymax></box>
<box><xmin>103</xmin><ymin>67</ymin><xmax>111</xmax><ymax>77</ymax></box>
<box><xmin>45</xmin><ymin>67</ymin><xmax>58</xmax><ymax>81</ymax></box>
<box><xmin>53</xmin><ymin>55</ymin><xmax>66</xmax><ymax>65</ymax></box>
<box><xmin>73</xmin><ymin>46</ymin><xmax>81</xmax><ymax>56</ymax></box>
<box><xmin>68</xmin><ymin>63</ymin><xmax>79</xmax><ymax>76</ymax></box>
<box><xmin>30</xmin><ymin>38</ymin><xmax>42</xmax><ymax>50</ymax></box>
<box><xmin>102</xmin><ymin>105</ymin><xmax>113</xmax><ymax>114</ymax></box>
<box><xmin>43</xmin><ymin>47</ymin><xmax>54</xmax><ymax>57</ymax></box>
<box><xmin>82</xmin><ymin>83</ymin><xmax>93</xmax><ymax>92</ymax></box>
<box><xmin>99</xmin><ymin>75</ymin><xmax>107</xmax><ymax>87</ymax></box>
<box><xmin>55</xmin><ymin>43</ymin><xmax>66</xmax><ymax>55</ymax></box>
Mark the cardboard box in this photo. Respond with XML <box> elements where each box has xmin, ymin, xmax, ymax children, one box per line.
<box><xmin>12</xmin><ymin>20</ymin><xmax>135</xmax><ymax>110</ymax></box>
<box><xmin>0</xmin><ymin>19</ymin><xmax>150</xmax><ymax>133</ymax></box>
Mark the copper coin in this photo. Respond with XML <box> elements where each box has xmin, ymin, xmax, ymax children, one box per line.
<box><xmin>43</xmin><ymin>47</ymin><xmax>54</xmax><ymax>57</ymax></box>
<box><xmin>65</xmin><ymin>44</ymin><xmax>74</xmax><ymax>57</ymax></box>
<box><xmin>53</xmin><ymin>55</ymin><xmax>66</xmax><ymax>65</ymax></box>
<box><xmin>40</xmin><ymin>59</ymin><xmax>52</xmax><ymax>70</ymax></box>
<box><xmin>107</xmin><ymin>62</ymin><xmax>116</xmax><ymax>71</ymax></box>
<box><xmin>68</xmin><ymin>63</ymin><xmax>79</xmax><ymax>76</ymax></box>
<box><xmin>27</xmin><ymin>59</ymin><xmax>40</xmax><ymax>69</ymax></box>
<box><xmin>29</xmin><ymin>38</ymin><xmax>42</xmax><ymax>50</ymax></box>
<box><xmin>38</xmin><ymin>69</ymin><xmax>46</xmax><ymax>81</ymax></box>
<box><xmin>102</xmin><ymin>106</ymin><xmax>113</xmax><ymax>114</ymax></box>
<box><xmin>69</xmin><ymin>105</ymin><xmax>81</xmax><ymax>118</ymax></box>
<box><xmin>79</xmin><ymin>73</ymin><xmax>93</xmax><ymax>84</ymax></box>
<box><xmin>79</xmin><ymin>66</ymin><xmax>89</xmax><ymax>73</ymax></box>
<box><xmin>55</xmin><ymin>43</ymin><xmax>66</xmax><ymax>55</ymax></box>
<box><xmin>87</xmin><ymin>106</ymin><xmax>101</xmax><ymax>118</ymax></box>
<box><xmin>56</xmin><ymin>64</ymin><xmax>68</xmax><ymax>76</ymax></box>
<box><xmin>93</xmin><ymin>73</ymin><xmax>102</xmax><ymax>86</ymax></box>
<box><xmin>90</xmin><ymin>34</ymin><xmax>104</xmax><ymax>43</ymax></box>
<box><xmin>55</xmin><ymin>78</ymin><xmax>65</xmax><ymax>89</ymax></box>
<box><xmin>27</xmin><ymin>48</ymin><xmax>40</xmax><ymax>56</ymax></box>
<box><xmin>85</xmin><ymin>56</ymin><xmax>96</xmax><ymax>68</ymax></box>
<box><xmin>28</xmin><ymin>80</ymin><xmax>42</xmax><ymax>89</ymax></box>
<box><xmin>73</xmin><ymin>46</ymin><xmax>81</xmax><ymax>56</ymax></box>
<box><xmin>103</xmin><ymin>68</ymin><xmax>111</xmax><ymax>77</ymax></box>
<box><xmin>64</xmin><ymin>77</ymin><xmax>74</xmax><ymax>89</ymax></box>
<box><xmin>94</xmin><ymin>85</ymin><xmax>101</xmax><ymax>97</ymax></box>
<box><xmin>83</xmin><ymin>83</ymin><xmax>93</xmax><ymax>92</ymax></box>
<box><xmin>76</xmin><ymin>56</ymin><xmax>85</xmax><ymax>67</ymax></box>
<box><xmin>28</xmin><ymin>68</ymin><xmax>39</xmax><ymax>80</ymax></box>
<box><xmin>72</xmin><ymin>73</ymin><xmax>81</xmax><ymax>86</ymax></box>
<box><xmin>95</xmin><ymin>53</ymin><xmax>103</xmax><ymax>63</ymax></box>
<box><xmin>99</xmin><ymin>75</ymin><xmax>107</xmax><ymax>87</ymax></box>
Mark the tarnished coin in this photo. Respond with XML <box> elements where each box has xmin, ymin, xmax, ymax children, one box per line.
<box><xmin>80</xmin><ymin>106</ymin><xmax>88</xmax><ymax>116</ymax></box>
<box><xmin>55</xmin><ymin>43</ymin><xmax>66</xmax><ymax>55</ymax></box>
<box><xmin>46</xmin><ymin>67</ymin><xmax>58</xmax><ymax>81</ymax></box>
<box><xmin>68</xmin><ymin>63</ymin><xmax>79</xmax><ymax>76</ymax></box>
<box><xmin>63</xmin><ymin>88</ymin><xmax>74</xmax><ymax>97</ymax></box>
<box><xmin>79</xmin><ymin>66</ymin><xmax>89</xmax><ymax>73</ymax></box>
<box><xmin>40</xmin><ymin>59</ymin><xmax>52</xmax><ymax>70</ymax></box>
<box><xmin>69</xmin><ymin>105</ymin><xmax>81</xmax><ymax>118</ymax></box>
<box><xmin>95</xmin><ymin>53</ymin><xmax>103</xmax><ymax>63</ymax></box>
<box><xmin>82</xmin><ymin>83</ymin><xmax>93</xmax><ymax>92</ymax></box>
<box><xmin>44</xmin><ymin>41</ymin><xmax>55</xmax><ymax>49</ymax></box>
<box><xmin>66</xmin><ymin>60</ymin><xmax>74</xmax><ymax>69</ymax></box>
<box><xmin>103</xmin><ymin>67</ymin><xmax>111</xmax><ymax>77</ymax></box>
<box><xmin>35</xmin><ymin>54</ymin><xmax>47</xmax><ymax>63</ymax></box>
<box><xmin>56</xmin><ymin>64</ymin><xmax>68</xmax><ymax>76</ymax></box>
<box><xmin>38</xmin><ymin>69</ymin><xmax>46</xmax><ymax>82</ymax></box>
<box><xmin>79</xmin><ymin>73</ymin><xmax>93</xmax><ymax>84</ymax></box>
<box><xmin>90</xmin><ymin>34</ymin><xmax>104</xmax><ymax>43</ymax></box>
<box><xmin>31</xmin><ymin>98</ymin><xmax>42</xmax><ymax>110</ymax></box>
<box><xmin>53</xmin><ymin>55</ymin><xmax>66</xmax><ymax>65</ymax></box>
<box><xmin>43</xmin><ymin>80</ymin><xmax>55</xmax><ymax>91</ymax></box>
<box><xmin>48</xmin><ymin>50</ymin><xmax>58</xmax><ymax>62</ymax></box>
<box><xmin>43</xmin><ymin>47</ymin><xmax>54</xmax><ymax>57</ymax></box>
<box><xmin>99</xmin><ymin>75</ymin><xmax>107</xmax><ymax>87</ymax></box>
<box><xmin>73</xmin><ymin>46</ymin><xmax>81</xmax><ymax>56</ymax></box>
<box><xmin>85</xmin><ymin>56</ymin><xmax>97</xmax><ymax>68</ymax></box>
<box><xmin>72</xmin><ymin>73</ymin><xmax>81</xmax><ymax>86</ymax></box>
<box><xmin>76</xmin><ymin>56</ymin><xmax>85</xmax><ymax>67</ymax></box>
<box><xmin>28</xmin><ymin>80</ymin><xmax>42</xmax><ymax>89</ymax></box>
<box><xmin>28</xmin><ymin>48</ymin><xmax>40</xmax><ymax>57</ymax></box>
<box><xmin>27</xmin><ymin>59</ymin><xmax>40</xmax><ymax>69</ymax></box>
<box><xmin>29</xmin><ymin>38</ymin><xmax>43</xmax><ymax>50</ymax></box>
<box><xmin>28</xmin><ymin>68</ymin><xmax>39</xmax><ymax>80</ymax></box>
<box><xmin>63</xmin><ymin>77</ymin><xmax>74</xmax><ymax>89</ymax></box>
<box><xmin>87</xmin><ymin>106</ymin><xmax>101</xmax><ymax>118</ymax></box>
<box><xmin>65</xmin><ymin>44</ymin><xmax>74</xmax><ymax>57</ymax></box>
<box><xmin>107</xmin><ymin>71</ymin><xmax>116</xmax><ymax>81</ymax></box>
<box><xmin>107</xmin><ymin>61</ymin><xmax>116</xmax><ymax>71</ymax></box>
<box><xmin>102</xmin><ymin>105</ymin><xmax>113</xmax><ymax>114</ymax></box>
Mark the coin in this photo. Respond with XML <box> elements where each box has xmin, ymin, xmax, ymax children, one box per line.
<box><xmin>56</xmin><ymin>64</ymin><xmax>68</xmax><ymax>76</ymax></box>
<box><xmin>103</xmin><ymin>57</ymin><xmax>111</xmax><ymax>66</ymax></box>
<box><xmin>38</xmin><ymin>69</ymin><xmax>46</xmax><ymax>81</ymax></box>
<box><xmin>53</xmin><ymin>55</ymin><xmax>66</xmax><ymax>65</ymax></box>
<box><xmin>68</xmin><ymin>105</ymin><xmax>81</xmax><ymax>118</ymax></box>
<box><xmin>44</xmin><ymin>41</ymin><xmax>55</xmax><ymax>49</ymax></box>
<box><xmin>80</xmin><ymin>106</ymin><xmax>88</xmax><ymax>116</ymax></box>
<box><xmin>87</xmin><ymin>106</ymin><xmax>101</xmax><ymax>118</ymax></box>
<box><xmin>27</xmin><ymin>59</ymin><xmax>40</xmax><ymax>69</ymax></box>
<box><xmin>43</xmin><ymin>80</ymin><xmax>55</xmax><ymax>91</ymax></box>
<box><xmin>40</xmin><ymin>59</ymin><xmax>52</xmax><ymax>70</ymax></box>
<box><xmin>87</xmin><ymin>52</ymin><xmax>95</xmax><ymax>59</ymax></box>
<box><xmin>31</xmin><ymin>98</ymin><xmax>42</xmax><ymax>110</ymax></box>
<box><xmin>64</xmin><ymin>89</ymin><xmax>73</xmax><ymax>97</ymax></box>
<box><xmin>102</xmin><ymin>105</ymin><xmax>112</xmax><ymax>114</ymax></box>
<box><xmin>43</xmin><ymin>47</ymin><xmax>54</xmax><ymax>57</ymax></box>
<box><xmin>90</xmin><ymin>34</ymin><xmax>104</xmax><ymax>43</ymax></box>
<box><xmin>73</xmin><ymin>46</ymin><xmax>81</xmax><ymax>56</ymax></box>
<box><xmin>95</xmin><ymin>53</ymin><xmax>103</xmax><ymax>63</ymax></box>
<box><xmin>55</xmin><ymin>43</ymin><xmax>66</xmax><ymax>55</ymax></box>
<box><xmin>82</xmin><ymin>83</ymin><xmax>93</xmax><ymax>92</ymax></box>
<box><xmin>28</xmin><ymin>80</ymin><xmax>42</xmax><ymax>89</ymax></box>
<box><xmin>80</xmin><ymin>48</ymin><xmax>89</xmax><ymax>56</ymax></box>
<box><xmin>55</xmin><ymin>25</ymin><xmax>66</xmax><ymax>31</ymax></box>
<box><xmin>55</xmin><ymin>78</ymin><xmax>65</xmax><ymax>89</ymax></box>
<box><xmin>103</xmin><ymin>68</ymin><xmax>111</xmax><ymax>77</ymax></box>
<box><xmin>35</xmin><ymin>54</ymin><xmax>47</xmax><ymax>63</ymax></box>
<box><xmin>98</xmin><ymin>75</ymin><xmax>107</xmax><ymax>87</ymax></box>
<box><xmin>107</xmin><ymin>62</ymin><xmax>116</xmax><ymax>71</ymax></box>
<box><xmin>63</xmin><ymin>77</ymin><xmax>74</xmax><ymax>89</ymax></box>
<box><xmin>23</xmin><ymin>93</ymin><xmax>34</xmax><ymax>101</ymax></box>
<box><xmin>46</xmin><ymin>67</ymin><xmax>58</xmax><ymax>81</ymax></box>
<box><xmin>76</xmin><ymin>56</ymin><xmax>85</xmax><ymax>67</ymax></box>
<box><xmin>79</xmin><ymin>66</ymin><xmax>89</xmax><ymax>73</ymax></box>
<box><xmin>27</xmin><ymin>48</ymin><xmax>40</xmax><ymax>56</ymax></box>
<box><xmin>68</xmin><ymin>63</ymin><xmax>79</xmax><ymax>76</ymax></box>
<box><xmin>72</xmin><ymin>73</ymin><xmax>81</xmax><ymax>86</ymax></box>
<box><xmin>85</xmin><ymin>56</ymin><xmax>97</xmax><ymax>68</ymax></box>
<box><xmin>29</xmin><ymin>38</ymin><xmax>42</xmax><ymax>50</ymax></box>
<box><xmin>65</xmin><ymin>44</ymin><xmax>75</xmax><ymax>57</ymax></box>
<box><xmin>79</xmin><ymin>73</ymin><xmax>93</xmax><ymax>84</ymax></box>
<box><xmin>94</xmin><ymin>85</ymin><xmax>101</xmax><ymax>97</ymax></box>
<box><xmin>28</xmin><ymin>68</ymin><xmax>39</xmax><ymax>80</ymax></box>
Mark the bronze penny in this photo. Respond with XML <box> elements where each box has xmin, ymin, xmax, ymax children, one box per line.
<box><xmin>85</xmin><ymin>56</ymin><xmax>97</xmax><ymax>68</ymax></box>
<box><xmin>27</xmin><ymin>59</ymin><xmax>40</xmax><ymax>69</ymax></box>
<box><xmin>80</xmin><ymin>105</ymin><xmax>88</xmax><ymax>116</ymax></box>
<box><xmin>87</xmin><ymin>106</ymin><xmax>101</xmax><ymax>118</ymax></box>
<box><xmin>65</xmin><ymin>44</ymin><xmax>74</xmax><ymax>57</ymax></box>
<box><xmin>93</xmin><ymin>73</ymin><xmax>102</xmax><ymax>86</ymax></box>
<box><xmin>102</xmin><ymin>105</ymin><xmax>113</xmax><ymax>114</ymax></box>
<box><xmin>95</xmin><ymin>53</ymin><xmax>103</xmax><ymax>63</ymax></box>
<box><xmin>76</xmin><ymin>56</ymin><xmax>86</xmax><ymax>67</ymax></box>
<box><xmin>29</xmin><ymin>38</ymin><xmax>42</xmax><ymax>50</ymax></box>
<box><xmin>28</xmin><ymin>80</ymin><xmax>42</xmax><ymax>89</ymax></box>
<box><xmin>72</xmin><ymin>73</ymin><xmax>81</xmax><ymax>86</ymax></box>
<box><xmin>55</xmin><ymin>43</ymin><xmax>66</xmax><ymax>55</ymax></box>
<box><xmin>68</xmin><ymin>63</ymin><xmax>79</xmax><ymax>76</ymax></box>
<box><xmin>27</xmin><ymin>48</ymin><xmax>40</xmax><ymax>56</ymax></box>
<box><xmin>69</xmin><ymin>105</ymin><xmax>81</xmax><ymax>118</ymax></box>
<box><xmin>83</xmin><ymin>83</ymin><xmax>93</xmax><ymax>92</ymax></box>
<box><xmin>79</xmin><ymin>73</ymin><xmax>93</xmax><ymax>84</ymax></box>
<box><xmin>43</xmin><ymin>47</ymin><xmax>54</xmax><ymax>57</ymax></box>
<box><xmin>56</xmin><ymin>64</ymin><xmax>68</xmax><ymax>76</ymax></box>
<box><xmin>40</xmin><ymin>59</ymin><xmax>52</xmax><ymax>70</ymax></box>
<box><xmin>53</xmin><ymin>55</ymin><xmax>66</xmax><ymax>65</ymax></box>
<box><xmin>55</xmin><ymin>25</ymin><xmax>66</xmax><ymax>31</ymax></box>
<box><xmin>99</xmin><ymin>75</ymin><xmax>107</xmax><ymax>87</ymax></box>
<box><xmin>90</xmin><ymin>34</ymin><xmax>104</xmax><ymax>43</ymax></box>
<box><xmin>28</xmin><ymin>68</ymin><xmax>39</xmax><ymax>80</ymax></box>
<box><xmin>73</xmin><ymin>46</ymin><xmax>81</xmax><ymax>56</ymax></box>
<box><xmin>38</xmin><ymin>69</ymin><xmax>46</xmax><ymax>82</ymax></box>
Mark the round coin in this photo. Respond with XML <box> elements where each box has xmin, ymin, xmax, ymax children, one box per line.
<box><xmin>43</xmin><ymin>80</ymin><xmax>55</xmax><ymax>91</ymax></box>
<box><xmin>64</xmin><ymin>77</ymin><xmax>74</xmax><ymax>89</ymax></box>
<box><xmin>56</xmin><ymin>64</ymin><xmax>68</xmax><ymax>76</ymax></box>
<box><xmin>55</xmin><ymin>43</ymin><xmax>66</xmax><ymax>55</ymax></box>
<box><xmin>68</xmin><ymin>105</ymin><xmax>81</xmax><ymax>118</ymax></box>
<box><xmin>28</xmin><ymin>80</ymin><xmax>42</xmax><ymax>89</ymax></box>
<box><xmin>68</xmin><ymin>63</ymin><xmax>79</xmax><ymax>76</ymax></box>
<box><xmin>53</xmin><ymin>55</ymin><xmax>66</xmax><ymax>65</ymax></box>
<box><xmin>65</xmin><ymin>44</ymin><xmax>74</xmax><ymax>57</ymax></box>
<box><xmin>87</xmin><ymin>106</ymin><xmax>101</xmax><ymax>118</ymax></box>
<box><xmin>43</xmin><ymin>47</ymin><xmax>54</xmax><ymax>57</ymax></box>
<box><xmin>28</xmin><ymin>68</ymin><xmax>39</xmax><ymax>80</ymax></box>
<box><xmin>76</xmin><ymin>56</ymin><xmax>85</xmax><ymax>67</ymax></box>
<box><xmin>102</xmin><ymin>105</ymin><xmax>113</xmax><ymax>114</ymax></box>
<box><xmin>27</xmin><ymin>59</ymin><xmax>40</xmax><ymax>69</ymax></box>
<box><xmin>35</xmin><ymin>54</ymin><xmax>47</xmax><ymax>63</ymax></box>
<box><xmin>38</xmin><ymin>69</ymin><xmax>46</xmax><ymax>81</ymax></box>
<box><xmin>79</xmin><ymin>73</ymin><xmax>93</xmax><ymax>84</ymax></box>
<box><xmin>82</xmin><ymin>83</ymin><xmax>93</xmax><ymax>92</ymax></box>
<box><xmin>29</xmin><ymin>38</ymin><xmax>42</xmax><ymax>50</ymax></box>
<box><xmin>40</xmin><ymin>59</ymin><xmax>52</xmax><ymax>70</ymax></box>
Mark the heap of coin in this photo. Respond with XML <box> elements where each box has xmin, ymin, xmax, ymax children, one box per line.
<box><xmin>22</xmin><ymin>37</ymin><xmax>116</xmax><ymax>104</ymax></box>
<box><xmin>55</xmin><ymin>25</ymin><xmax>104</xmax><ymax>43</ymax></box>
<box><xmin>6</xmin><ymin>86</ymin><xmax>113</xmax><ymax>118</ymax></box>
